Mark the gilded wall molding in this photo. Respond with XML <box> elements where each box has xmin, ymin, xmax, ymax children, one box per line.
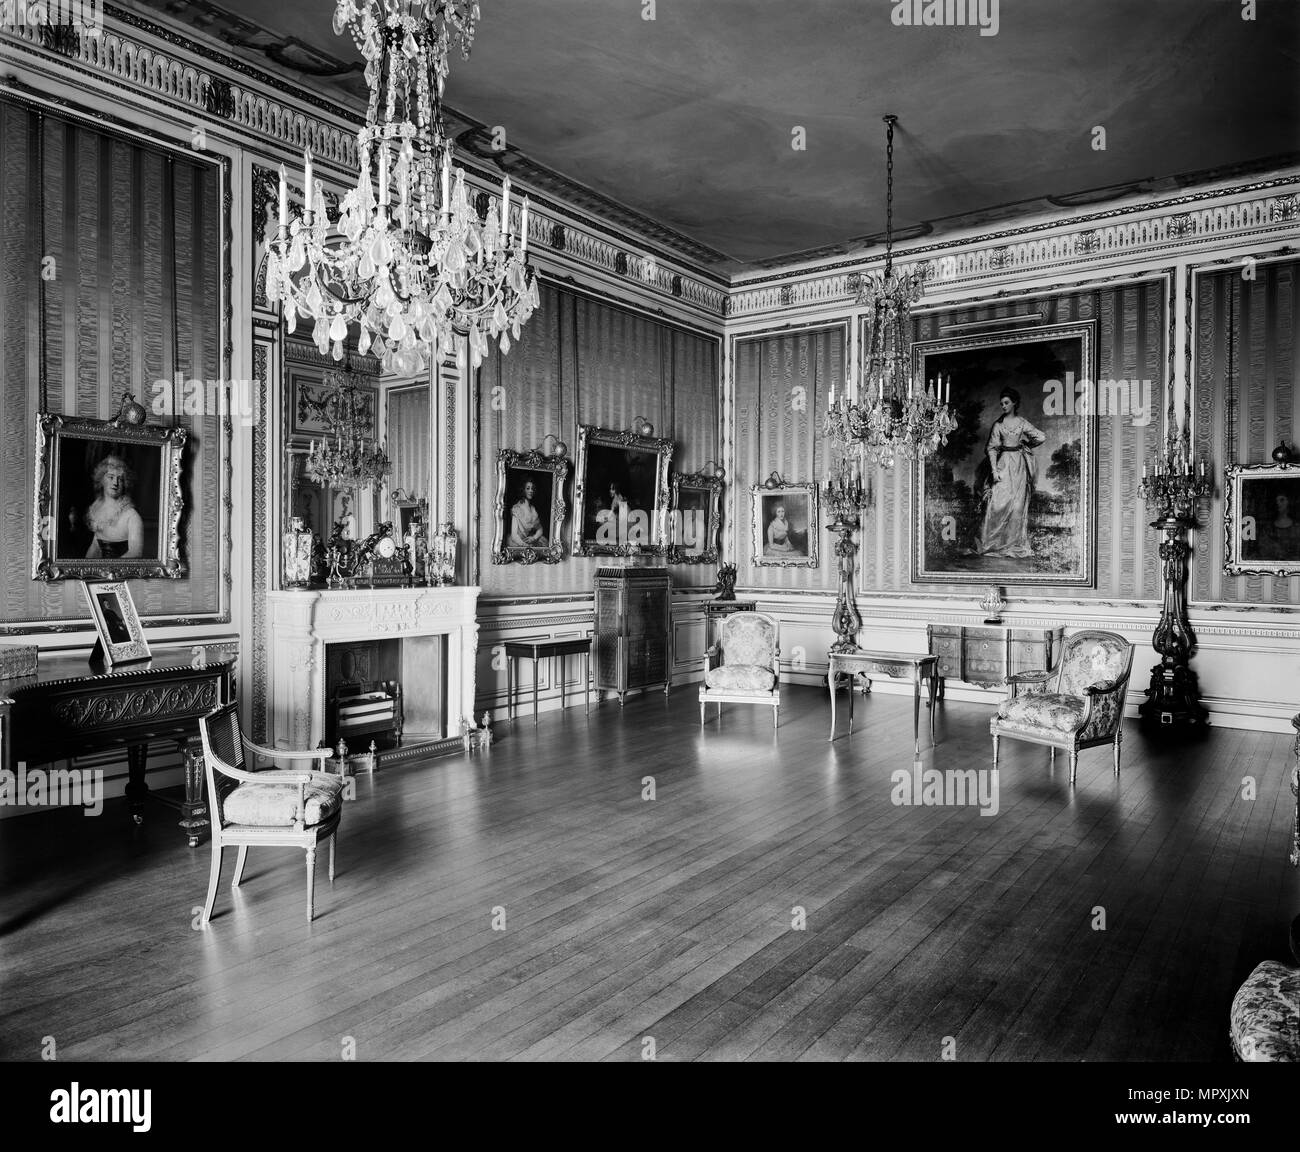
<box><xmin>250</xmin><ymin>341</ymin><xmax>270</xmax><ymax>743</ymax></box>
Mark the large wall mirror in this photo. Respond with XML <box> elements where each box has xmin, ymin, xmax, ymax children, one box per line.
<box><xmin>279</xmin><ymin>339</ymin><xmax>435</xmax><ymax>586</ymax></box>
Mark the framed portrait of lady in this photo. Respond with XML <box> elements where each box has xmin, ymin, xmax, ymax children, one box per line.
<box><xmin>32</xmin><ymin>412</ymin><xmax>187</xmax><ymax>582</ymax></box>
<box><xmin>1224</xmin><ymin>463</ymin><xmax>1300</xmax><ymax>576</ymax></box>
<box><xmin>751</xmin><ymin>481</ymin><xmax>819</xmax><ymax>568</ymax></box>
<box><xmin>909</xmin><ymin>321</ymin><xmax>1096</xmax><ymax>586</ymax></box>
<box><xmin>492</xmin><ymin>448</ymin><xmax>568</xmax><ymax>564</ymax></box>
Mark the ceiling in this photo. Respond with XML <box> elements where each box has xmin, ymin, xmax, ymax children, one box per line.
<box><xmin>130</xmin><ymin>0</ymin><xmax>1300</xmax><ymax>275</ymax></box>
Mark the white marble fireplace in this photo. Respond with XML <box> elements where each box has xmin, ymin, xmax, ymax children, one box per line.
<box><xmin>266</xmin><ymin>586</ymin><xmax>479</xmax><ymax>752</ymax></box>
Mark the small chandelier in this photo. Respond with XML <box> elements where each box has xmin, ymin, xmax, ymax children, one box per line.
<box><xmin>1137</xmin><ymin>430</ymin><xmax>1210</xmax><ymax>522</ymax></box>
<box><xmin>305</xmin><ymin>368</ymin><xmax>392</xmax><ymax>491</ymax></box>
<box><xmin>266</xmin><ymin>0</ymin><xmax>540</xmax><ymax>376</ymax></box>
<box><xmin>825</xmin><ymin>114</ymin><xmax>956</xmax><ymax>469</ymax></box>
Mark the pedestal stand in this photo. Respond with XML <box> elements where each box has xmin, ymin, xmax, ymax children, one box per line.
<box><xmin>1137</xmin><ymin>437</ymin><xmax>1211</xmax><ymax>732</ymax></box>
<box><xmin>1138</xmin><ymin>512</ymin><xmax>1208</xmax><ymax>729</ymax></box>
<box><xmin>827</xmin><ymin>517</ymin><xmax>862</xmax><ymax>655</ymax></box>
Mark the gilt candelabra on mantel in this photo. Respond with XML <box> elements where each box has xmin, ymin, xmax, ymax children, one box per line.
<box><xmin>1136</xmin><ymin>434</ymin><xmax>1212</xmax><ymax>730</ymax></box>
<box><xmin>823</xmin><ymin>464</ymin><xmax>867</xmax><ymax>654</ymax></box>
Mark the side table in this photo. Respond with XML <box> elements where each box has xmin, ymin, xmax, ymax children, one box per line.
<box><xmin>506</xmin><ymin>638</ymin><xmax>593</xmax><ymax>725</ymax></box>
<box><xmin>828</xmin><ymin>650</ymin><xmax>939</xmax><ymax>754</ymax></box>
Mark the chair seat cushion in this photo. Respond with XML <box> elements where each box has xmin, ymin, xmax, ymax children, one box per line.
<box><xmin>705</xmin><ymin>664</ymin><xmax>776</xmax><ymax>692</ymax></box>
<box><xmin>996</xmin><ymin>692</ymin><xmax>1087</xmax><ymax>732</ymax></box>
<box><xmin>1230</xmin><ymin>961</ymin><xmax>1300</xmax><ymax>1061</ymax></box>
<box><xmin>223</xmin><ymin>770</ymin><xmax>344</xmax><ymax>827</ymax></box>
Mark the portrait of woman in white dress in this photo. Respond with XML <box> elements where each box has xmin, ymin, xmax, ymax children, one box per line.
<box><xmin>507</xmin><ymin>478</ymin><xmax>548</xmax><ymax>549</ymax></box>
<box><xmin>971</xmin><ymin>387</ymin><xmax>1047</xmax><ymax>559</ymax></box>
<box><xmin>914</xmin><ymin>325</ymin><xmax>1095</xmax><ymax>585</ymax></box>
<box><xmin>84</xmin><ymin>454</ymin><xmax>144</xmax><ymax>560</ymax></box>
<box><xmin>753</xmin><ymin>488</ymin><xmax>814</xmax><ymax>564</ymax></box>
<box><xmin>765</xmin><ymin>503</ymin><xmax>795</xmax><ymax>553</ymax></box>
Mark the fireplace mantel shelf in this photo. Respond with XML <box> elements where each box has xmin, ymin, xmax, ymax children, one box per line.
<box><xmin>267</xmin><ymin>585</ymin><xmax>480</xmax><ymax>750</ymax></box>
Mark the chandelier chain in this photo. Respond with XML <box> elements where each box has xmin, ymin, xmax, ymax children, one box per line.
<box><xmin>883</xmin><ymin>113</ymin><xmax>895</xmax><ymax>278</ymax></box>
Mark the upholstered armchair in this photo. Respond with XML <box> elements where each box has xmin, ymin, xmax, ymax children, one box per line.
<box><xmin>198</xmin><ymin>702</ymin><xmax>346</xmax><ymax>925</ymax></box>
<box><xmin>990</xmin><ymin>629</ymin><xmax>1135</xmax><ymax>785</ymax></box>
<box><xmin>700</xmin><ymin>611</ymin><xmax>780</xmax><ymax>728</ymax></box>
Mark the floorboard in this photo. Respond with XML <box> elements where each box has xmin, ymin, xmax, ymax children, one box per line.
<box><xmin>1</xmin><ymin>683</ymin><xmax>1296</xmax><ymax>1062</ymax></box>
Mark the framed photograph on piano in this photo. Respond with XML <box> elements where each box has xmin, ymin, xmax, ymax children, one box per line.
<box><xmin>82</xmin><ymin>580</ymin><xmax>151</xmax><ymax>666</ymax></box>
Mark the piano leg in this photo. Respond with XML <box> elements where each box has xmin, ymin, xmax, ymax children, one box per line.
<box><xmin>125</xmin><ymin>743</ymin><xmax>149</xmax><ymax>826</ymax></box>
<box><xmin>178</xmin><ymin>738</ymin><xmax>210</xmax><ymax>848</ymax></box>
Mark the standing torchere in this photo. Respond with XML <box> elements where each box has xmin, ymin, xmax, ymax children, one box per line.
<box><xmin>1137</xmin><ymin>436</ymin><xmax>1211</xmax><ymax>729</ymax></box>
<box><xmin>823</xmin><ymin>466</ymin><xmax>866</xmax><ymax>654</ymax></box>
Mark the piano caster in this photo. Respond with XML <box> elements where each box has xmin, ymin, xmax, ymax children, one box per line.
<box><xmin>132</xmin><ymin>814</ymin><xmax>143</xmax><ymax>825</ymax></box>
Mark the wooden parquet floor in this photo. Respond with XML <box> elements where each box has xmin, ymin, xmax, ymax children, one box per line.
<box><xmin>2</xmin><ymin>685</ymin><xmax>1296</xmax><ymax>1062</ymax></box>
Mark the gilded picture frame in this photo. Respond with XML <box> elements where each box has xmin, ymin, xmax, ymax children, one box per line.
<box><xmin>910</xmin><ymin>321</ymin><xmax>1097</xmax><ymax>586</ymax></box>
<box><xmin>492</xmin><ymin>449</ymin><xmax>569</xmax><ymax>564</ymax></box>
<box><xmin>1223</xmin><ymin>462</ymin><xmax>1300</xmax><ymax>576</ymax></box>
<box><xmin>32</xmin><ymin>412</ymin><xmax>187</xmax><ymax>582</ymax></box>
<box><xmin>752</xmin><ymin>482</ymin><xmax>819</xmax><ymax>568</ymax></box>
<box><xmin>669</xmin><ymin>471</ymin><xmax>723</xmax><ymax>564</ymax></box>
<box><xmin>572</xmin><ymin>424</ymin><xmax>676</xmax><ymax>556</ymax></box>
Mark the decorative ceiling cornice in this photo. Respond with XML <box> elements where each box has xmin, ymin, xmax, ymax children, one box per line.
<box><xmin>726</xmin><ymin>178</ymin><xmax>1300</xmax><ymax>320</ymax></box>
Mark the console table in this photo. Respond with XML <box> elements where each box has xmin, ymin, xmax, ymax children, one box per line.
<box><xmin>3</xmin><ymin>651</ymin><xmax>235</xmax><ymax>844</ymax></box>
<box><xmin>506</xmin><ymin>638</ymin><xmax>593</xmax><ymax>724</ymax></box>
<box><xmin>827</xmin><ymin>650</ymin><xmax>939</xmax><ymax>753</ymax></box>
<box><xmin>927</xmin><ymin>623</ymin><xmax>1064</xmax><ymax>697</ymax></box>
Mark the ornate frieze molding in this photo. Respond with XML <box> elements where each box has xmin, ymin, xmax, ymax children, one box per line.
<box><xmin>728</xmin><ymin>181</ymin><xmax>1300</xmax><ymax>320</ymax></box>
<box><xmin>537</xmin><ymin>219</ymin><xmax>727</xmax><ymax>316</ymax></box>
<box><xmin>1</xmin><ymin>17</ymin><xmax>359</xmax><ymax>164</ymax></box>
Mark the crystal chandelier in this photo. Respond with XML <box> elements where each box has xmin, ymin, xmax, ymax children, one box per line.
<box><xmin>305</xmin><ymin>368</ymin><xmax>392</xmax><ymax>491</ymax></box>
<box><xmin>266</xmin><ymin>0</ymin><xmax>540</xmax><ymax>376</ymax></box>
<box><xmin>825</xmin><ymin>114</ymin><xmax>957</xmax><ymax>469</ymax></box>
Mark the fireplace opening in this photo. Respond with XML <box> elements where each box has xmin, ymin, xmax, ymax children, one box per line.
<box><xmin>323</xmin><ymin>636</ymin><xmax>447</xmax><ymax>758</ymax></box>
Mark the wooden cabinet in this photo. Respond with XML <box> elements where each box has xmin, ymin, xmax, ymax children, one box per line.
<box><xmin>594</xmin><ymin>567</ymin><xmax>671</xmax><ymax>704</ymax></box>
<box><xmin>927</xmin><ymin>623</ymin><xmax>1064</xmax><ymax>695</ymax></box>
